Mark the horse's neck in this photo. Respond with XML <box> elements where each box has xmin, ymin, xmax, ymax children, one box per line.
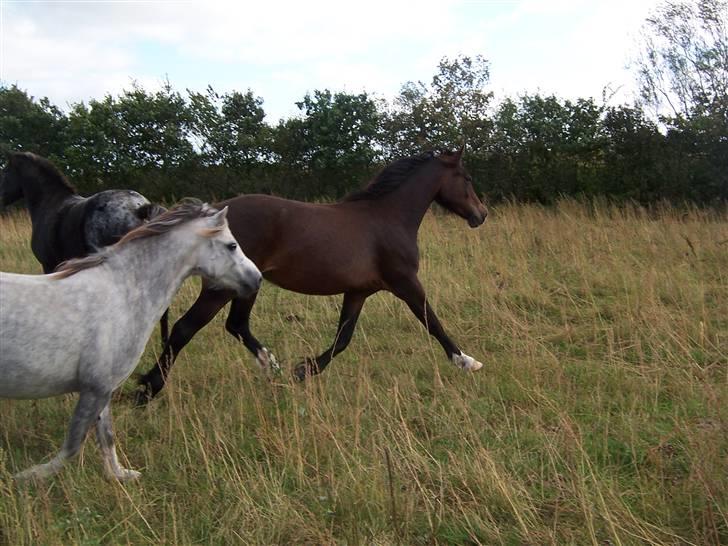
<box><xmin>24</xmin><ymin>176</ymin><xmax>77</xmax><ymax>220</ymax></box>
<box><xmin>381</xmin><ymin>168</ymin><xmax>442</xmax><ymax>234</ymax></box>
<box><xmin>110</xmin><ymin>234</ymin><xmax>195</xmax><ymax>322</ymax></box>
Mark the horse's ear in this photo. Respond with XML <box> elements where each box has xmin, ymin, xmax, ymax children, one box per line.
<box><xmin>210</xmin><ymin>206</ymin><xmax>228</xmax><ymax>227</ymax></box>
<box><xmin>455</xmin><ymin>142</ymin><xmax>465</xmax><ymax>162</ymax></box>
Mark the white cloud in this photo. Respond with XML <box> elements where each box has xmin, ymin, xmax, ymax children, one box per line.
<box><xmin>468</xmin><ymin>0</ymin><xmax>662</xmax><ymax>104</ymax></box>
<box><xmin>0</xmin><ymin>0</ymin><xmax>664</xmax><ymax>117</ymax></box>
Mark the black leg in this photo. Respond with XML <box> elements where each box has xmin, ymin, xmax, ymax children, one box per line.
<box><xmin>159</xmin><ymin>308</ymin><xmax>170</xmax><ymax>350</ymax></box>
<box><xmin>389</xmin><ymin>275</ymin><xmax>460</xmax><ymax>359</ymax></box>
<box><xmin>226</xmin><ymin>293</ymin><xmax>280</xmax><ymax>374</ymax></box>
<box><xmin>136</xmin><ymin>287</ymin><xmax>233</xmax><ymax>405</ymax></box>
<box><xmin>293</xmin><ymin>291</ymin><xmax>369</xmax><ymax>381</ymax></box>
<box><xmin>225</xmin><ymin>293</ymin><xmax>263</xmax><ymax>356</ymax></box>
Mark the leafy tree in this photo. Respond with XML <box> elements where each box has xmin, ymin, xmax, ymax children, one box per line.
<box><xmin>600</xmin><ymin>105</ymin><xmax>666</xmax><ymax>201</ymax></box>
<box><xmin>113</xmin><ymin>82</ymin><xmax>195</xmax><ymax>169</ymax></box>
<box><xmin>634</xmin><ymin>0</ymin><xmax>728</xmax><ymax>202</ymax></box>
<box><xmin>2</xmin><ymin>60</ymin><xmax>725</xmax><ymax>205</ymax></box>
<box><xmin>187</xmin><ymin>87</ymin><xmax>272</xmax><ymax>196</ymax></box>
<box><xmin>382</xmin><ymin>55</ymin><xmax>493</xmax><ymax>157</ymax></box>
<box><xmin>635</xmin><ymin>0</ymin><xmax>728</xmax><ymax>119</ymax></box>
<box><xmin>64</xmin><ymin>82</ymin><xmax>197</xmax><ymax>198</ymax></box>
<box><xmin>487</xmin><ymin>95</ymin><xmax>606</xmax><ymax>202</ymax></box>
<box><xmin>0</xmin><ymin>85</ymin><xmax>68</xmax><ymax>160</ymax></box>
<box><xmin>188</xmin><ymin>87</ymin><xmax>270</xmax><ymax>169</ymax></box>
<box><xmin>63</xmin><ymin>97</ymin><xmax>126</xmax><ymax>190</ymax></box>
<box><xmin>272</xmin><ymin>90</ymin><xmax>381</xmax><ymax>197</ymax></box>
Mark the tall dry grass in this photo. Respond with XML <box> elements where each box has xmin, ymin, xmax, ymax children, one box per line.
<box><xmin>0</xmin><ymin>200</ymin><xmax>726</xmax><ymax>545</ymax></box>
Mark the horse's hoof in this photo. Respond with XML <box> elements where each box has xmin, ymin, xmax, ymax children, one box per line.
<box><xmin>257</xmin><ymin>347</ymin><xmax>282</xmax><ymax>376</ymax></box>
<box><xmin>452</xmin><ymin>353</ymin><xmax>483</xmax><ymax>371</ymax></box>
<box><xmin>133</xmin><ymin>385</ymin><xmax>154</xmax><ymax>407</ymax></box>
<box><xmin>114</xmin><ymin>468</ymin><xmax>141</xmax><ymax>481</ymax></box>
<box><xmin>292</xmin><ymin>358</ymin><xmax>318</xmax><ymax>382</ymax></box>
<box><xmin>293</xmin><ymin>363</ymin><xmax>308</xmax><ymax>382</ymax></box>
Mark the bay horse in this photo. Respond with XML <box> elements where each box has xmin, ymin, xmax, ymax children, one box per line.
<box><xmin>0</xmin><ymin>200</ymin><xmax>261</xmax><ymax>481</ymax></box>
<box><xmin>1</xmin><ymin>151</ymin><xmax>170</xmax><ymax>343</ymax></box>
<box><xmin>136</xmin><ymin>148</ymin><xmax>488</xmax><ymax>403</ymax></box>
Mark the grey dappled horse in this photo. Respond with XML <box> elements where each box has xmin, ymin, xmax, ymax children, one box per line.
<box><xmin>0</xmin><ymin>200</ymin><xmax>261</xmax><ymax>481</ymax></box>
<box><xmin>0</xmin><ymin>152</ymin><xmax>165</xmax><ymax>272</ymax></box>
<box><xmin>0</xmin><ymin>151</ymin><xmax>170</xmax><ymax>344</ymax></box>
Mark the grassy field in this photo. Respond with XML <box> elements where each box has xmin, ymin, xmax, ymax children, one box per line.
<box><xmin>0</xmin><ymin>200</ymin><xmax>726</xmax><ymax>545</ymax></box>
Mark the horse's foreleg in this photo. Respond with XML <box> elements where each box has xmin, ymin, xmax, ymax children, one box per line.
<box><xmin>14</xmin><ymin>390</ymin><xmax>111</xmax><ymax>481</ymax></box>
<box><xmin>136</xmin><ymin>288</ymin><xmax>233</xmax><ymax>405</ymax></box>
<box><xmin>293</xmin><ymin>291</ymin><xmax>369</xmax><ymax>381</ymax></box>
<box><xmin>391</xmin><ymin>276</ymin><xmax>483</xmax><ymax>371</ymax></box>
<box><xmin>225</xmin><ymin>293</ymin><xmax>280</xmax><ymax>375</ymax></box>
<box><xmin>95</xmin><ymin>403</ymin><xmax>140</xmax><ymax>481</ymax></box>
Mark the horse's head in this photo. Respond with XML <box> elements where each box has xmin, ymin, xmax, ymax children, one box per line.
<box><xmin>192</xmin><ymin>206</ymin><xmax>262</xmax><ymax>296</ymax></box>
<box><xmin>0</xmin><ymin>154</ymin><xmax>26</xmax><ymax>209</ymax></box>
<box><xmin>0</xmin><ymin>152</ymin><xmax>76</xmax><ymax>211</ymax></box>
<box><xmin>434</xmin><ymin>147</ymin><xmax>487</xmax><ymax>228</ymax></box>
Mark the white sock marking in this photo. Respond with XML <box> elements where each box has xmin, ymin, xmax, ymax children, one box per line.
<box><xmin>452</xmin><ymin>352</ymin><xmax>483</xmax><ymax>371</ymax></box>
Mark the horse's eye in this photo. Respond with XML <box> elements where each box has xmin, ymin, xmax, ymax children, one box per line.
<box><xmin>227</xmin><ymin>242</ymin><xmax>237</xmax><ymax>251</ymax></box>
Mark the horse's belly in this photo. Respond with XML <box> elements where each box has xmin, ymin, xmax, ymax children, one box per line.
<box><xmin>264</xmin><ymin>267</ymin><xmax>382</xmax><ymax>296</ymax></box>
<box><xmin>0</xmin><ymin>352</ymin><xmax>78</xmax><ymax>399</ymax></box>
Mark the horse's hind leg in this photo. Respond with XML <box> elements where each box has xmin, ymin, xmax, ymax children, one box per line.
<box><xmin>136</xmin><ymin>287</ymin><xmax>233</xmax><ymax>405</ymax></box>
<box><xmin>226</xmin><ymin>293</ymin><xmax>280</xmax><ymax>374</ymax></box>
<box><xmin>293</xmin><ymin>291</ymin><xmax>369</xmax><ymax>381</ymax></box>
<box><xmin>96</xmin><ymin>403</ymin><xmax>140</xmax><ymax>481</ymax></box>
<box><xmin>14</xmin><ymin>390</ymin><xmax>110</xmax><ymax>481</ymax></box>
<box><xmin>159</xmin><ymin>308</ymin><xmax>170</xmax><ymax>350</ymax></box>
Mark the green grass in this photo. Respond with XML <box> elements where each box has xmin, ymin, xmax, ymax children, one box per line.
<box><xmin>1</xmin><ymin>200</ymin><xmax>726</xmax><ymax>544</ymax></box>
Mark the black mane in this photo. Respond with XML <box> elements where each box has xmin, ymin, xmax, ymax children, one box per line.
<box><xmin>11</xmin><ymin>152</ymin><xmax>77</xmax><ymax>193</ymax></box>
<box><xmin>342</xmin><ymin>152</ymin><xmax>436</xmax><ymax>202</ymax></box>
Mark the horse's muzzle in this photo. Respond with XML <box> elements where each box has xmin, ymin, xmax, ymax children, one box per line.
<box><xmin>468</xmin><ymin>210</ymin><xmax>487</xmax><ymax>228</ymax></box>
<box><xmin>240</xmin><ymin>271</ymin><xmax>263</xmax><ymax>295</ymax></box>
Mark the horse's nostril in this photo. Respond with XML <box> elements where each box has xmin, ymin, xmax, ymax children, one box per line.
<box><xmin>249</xmin><ymin>273</ymin><xmax>262</xmax><ymax>291</ymax></box>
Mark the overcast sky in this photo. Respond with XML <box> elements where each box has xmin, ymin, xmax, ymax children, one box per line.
<box><xmin>1</xmin><ymin>0</ymin><xmax>663</xmax><ymax>121</ymax></box>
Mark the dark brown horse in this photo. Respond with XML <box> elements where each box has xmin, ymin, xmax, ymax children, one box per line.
<box><xmin>136</xmin><ymin>148</ymin><xmax>487</xmax><ymax>402</ymax></box>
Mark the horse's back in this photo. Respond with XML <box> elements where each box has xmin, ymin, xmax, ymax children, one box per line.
<box><xmin>218</xmin><ymin>194</ymin><xmax>385</xmax><ymax>294</ymax></box>
<box><xmin>83</xmin><ymin>190</ymin><xmax>153</xmax><ymax>250</ymax></box>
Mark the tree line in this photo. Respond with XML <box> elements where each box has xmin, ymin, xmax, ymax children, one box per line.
<box><xmin>1</xmin><ymin>0</ymin><xmax>726</xmax><ymax>206</ymax></box>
